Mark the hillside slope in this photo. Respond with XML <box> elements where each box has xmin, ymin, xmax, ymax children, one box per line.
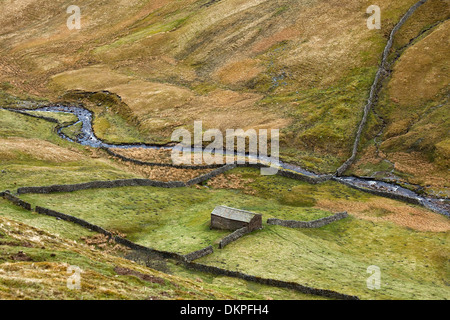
<box><xmin>0</xmin><ymin>214</ymin><xmax>230</xmax><ymax>300</ymax></box>
<box><xmin>0</xmin><ymin>208</ymin><xmax>323</xmax><ymax>300</ymax></box>
<box><xmin>350</xmin><ymin>0</ymin><xmax>449</xmax><ymax>196</ymax></box>
<box><xmin>0</xmin><ymin>0</ymin><xmax>448</xmax><ymax>301</ymax></box>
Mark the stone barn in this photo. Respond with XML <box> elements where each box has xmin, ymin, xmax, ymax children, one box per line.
<box><xmin>210</xmin><ymin>206</ymin><xmax>262</xmax><ymax>232</ymax></box>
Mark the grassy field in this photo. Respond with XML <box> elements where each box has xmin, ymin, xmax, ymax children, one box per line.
<box><xmin>0</xmin><ymin>109</ymin><xmax>141</xmax><ymax>192</ymax></box>
<box><xmin>0</xmin><ymin>88</ymin><xmax>448</xmax><ymax>301</ymax></box>
<box><xmin>0</xmin><ymin>207</ymin><xmax>323</xmax><ymax>300</ymax></box>
<box><xmin>0</xmin><ymin>104</ymin><xmax>330</xmax><ymax>300</ymax></box>
<box><xmin>15</xmin><ymin>167</ymin><xmax>450</xmax><ymax>300</ymax></box>
<box><xmin>0</xmin><ymin>107</ymin><xmax>326</xmax><ymax>299</ymax></box>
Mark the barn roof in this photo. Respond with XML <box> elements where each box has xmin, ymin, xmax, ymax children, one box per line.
<box><xmin>211</xmin><ymin>206</ymin><xmax>257</xmax><ymax>223</ymax></box>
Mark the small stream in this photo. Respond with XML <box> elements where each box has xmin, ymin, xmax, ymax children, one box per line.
<box><xmin>7</xmin><ymin>105</ymin><xmax>448</xmax><ymax>216</ymax></box>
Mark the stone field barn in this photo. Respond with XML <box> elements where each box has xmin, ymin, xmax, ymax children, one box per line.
<box><xmin>210</xmin><ymin>206</ymin><xmax>263</xmax><ymax>231</ymax></box>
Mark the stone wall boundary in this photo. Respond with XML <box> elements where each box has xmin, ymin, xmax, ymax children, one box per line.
<box><xmin>333</xmin><ymin>178</ymin><xmax>423</xmax><ymax>206</ymax></box>
<box><xmin>105</xmin><ymin>148</ymin><xmax>334</xmax><ymax>186</ymax></box>
<box><xmin>104</xmin><ymin>148</ymin><xmax>224</xmax><ymax>170</ymax></box>
<box><xmin>183</xmin><ymin>246</ymin><xmax>214</xmax><ymax>262</ymax></box>
<box><xmin>32</xmin><ymin>204</ymin><xmax>357</xmax><ymax>299</ymax></box>
<box><xmin>182</xmin><ymin>261</ymin><xmax>359</xmax><ymax>300</ymax></box>
<box><xmin>234</xmin><ymin>163</ymin><xmax>332</xmax><ymax>184</ymax></box>
<box><xmin>112</xmin><ymin>236</ymin><xmax>185</xmax><ymax>261</ymax></box>
<box><xmin>4</xmin><ymin>108</ymin><xmax>60</xmax><ymax>123</ymax></box>
<box><xmin>14</xmin><ymin>165</ymin><xmax>238</xmax><ymax>195</ymax></box>
<box><xmin>335</xmin><ymin>0</ymin><xmax>428</xmax><ymax>176</ymax></box>
<box><xmin>32</xmin><ymin>202</ymin><xmax>358</xmax><ymax>299</ymax></box>
<box><xmin>5</xmin><ymin>198</ymin><xmax>358</xmax><ymax>300</ymax></box>
<box><xmin>17</xmin><ymin>179</ymin><xmax>186</xmax><ymax>195</ymax></box>
<box><xmin>1</xmin><ymin>191</ymin><xmax>32</xmax><ymax>211</ymax></box>
<box><xmin>186</xmin><ymin>164</ymin><xmax>237</xmax><ymax>186</ymax></box>
<box><xmin>275</xmin><ymin>169</ymin><xmax>332</xmax><ymax>184</ymax></box>
<box><xmin>218</xmin><ymin>227</ymin><xmax>251</xmax><ymax>249</ymax></box>
<box><xmin>35</xmin><ymin>206</ymin><xmax>111</xmax><ymax>235</ymax></box>
<box><xmin>267</xmin><ymin>212</ymin><xmax>349</xmax><ymax>228</ymax></box>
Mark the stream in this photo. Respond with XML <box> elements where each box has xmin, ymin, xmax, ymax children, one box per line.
<box><xmin>7</xmin><ymin>105</ymin><xmax>449</xmax><ymax>216</ymax></box>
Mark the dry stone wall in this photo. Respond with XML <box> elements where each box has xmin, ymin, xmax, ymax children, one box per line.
<box><xmin>35</xmin><ymin>206</ymin><xmax>110</xmax><ymax>234</ymax></box>
<box><xmin>112</xmin><ymin>236</ymin><xmax>184</xmax><ymax>261</ymax></box>
<box><xmin>183</xmin><ymin>261</ymin><xmax>359</xmax><ymax>300</ymax></box>
<box><xmin>15</xmin><ymin>165</ymin><xmax>237</xmax><ymax>195</ymax></box>
<box><xmin>333</xmin><ymin>177</ymin><xmax>423</xmax><ymax>206</ymax></box>
<box><xmin>218</xmin><ymin>227</ymin><xmax>250</xmax><ymax>249</ymax></box>
<box><xmin>34</xmin><ymin>205</ymin><xmax>184</xmax><ymax>261</ymax></box>
<box><xmin>186</xmin><ymin>164</ymin><xmax>237</xmax><ymax>186</ymax></box>
<box><xmin>104</xmin><ymin>148</ymin><xmax>224</xmax><ymax>170</ymax></box>
<box><xmin>17</xmin><ymin>179</ymin><xmax>186</xmax><ymax>194</ymax></box>
<box><xmin>34</xmin><ymin>201</ymin><xmax>358</xmax><ymax>300</ymax></box>
<box><xmin>5</xmin><ymin>108</ymin><xmax>60</xmax><ymax>123</ymax></box>
<box><xmin>267</xmin><ymin>212</ymin><xmax>349</xmax><ymax>228</ymax></box>
<box><xmin>0</xmin><ymin>192</ymin><xmax>359</xmax><ymax>300</ymax></box>
<box><xmin>1</xmin><ymin>191</ymin><xmax>32</xmax><ymax>210</ymax></box>
<box><xmin>105</xmin><ymin>148</ymin><xmax>333</xmax><ymax>185</ymax></box>
<box><xmin>275</xmin><ymin>169</ymin><xmax>332</xmax><ymax>184</ymax></box>
<box><xmin>235</xmin><ymin>163</ymin><xmax>332</xmax><ymax>184</ymax></box>
<box><xmin>183</xmin><ymin>246</ymin><xmax>214</xmax><ymax>262</ymax></box>
<box><xmin>336</xmin><ymin>0</ymin><xmax>428</xmax><ymax>176</ymax></box>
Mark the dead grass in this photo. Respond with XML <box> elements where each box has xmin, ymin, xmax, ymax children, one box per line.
<box><xmin>51</xmin><ymin>68</ymin><xmax>283</xmax><ymax>141</ymax></box>
<box><xmin>214</xmin><ymin>58</ymin><xmax>264</xmax><ymax>85</ymax></box>
<box><xmin>110</xmin><ymin>147</ymin><xmax>252</xmax><ymax>167</ymax></box>
<box><xmin>207</xmin><ymin>173</ymin><xmax>256</xmax><ymax>194</ymax></box>
<box><xmin>388</xmin><ymin>152</ymin><xmax>449</xmax><ymax>188</ymax></box>
<box><xmin>0</xmin><ymin>0</ymin><xmax>425</xmax><ymax>171</ymax></box>
<box><xmin>388</xmin><ymin>20</ymin><xmax>450</xmax><ymax>107</ymax></box>
<box><xmin>111</xmin><ymin>147</ymin><xmax>174</xmax><ymax>164</ymax></box>
<box><xmin>112</xmin><ymin>158</ymin><xmax>214</xmax><ymax>182</ymax></box>
<box><xmin>316</xmin><ymin>198</ymin><xmax>450</xmax><ymax>232</ymax></box>
<box><xmin>0</xmin><ymin>137</ymin><xmax>84</xmax><ymax>162</ymax></box>
<box><xmin>356</xmin><ymin>145</ymin><xmax>384</xmax><ymax>166</ymax></box>
<box><xmin>351</xmin><ymin>146</ymin><xmax>449</xmax><ymax>194</ymax></box>
<box><xmin>81</xmin><ymin>231</ymin><xmax>129</xmax><ymax>255</ymax></box>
